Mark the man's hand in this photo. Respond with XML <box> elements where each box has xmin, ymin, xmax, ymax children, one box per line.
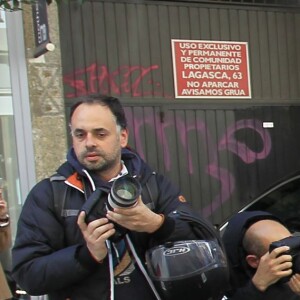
<box><xmin>77</xmin><ymin>211</ymin><xmax>115</xmax><ymax>262</ymax></box>
<box><xmin>0</xmin><ymin>189</ymin><xmax>8</xmax><ymax>218</ymax></box>
<box><xmin>252</xmin><ymin>246</ymin><xmax>293</xmax><ymax>292</ymax></box>
<box><xmin>288</xmin><ymin>273</ymin><xmax>300</xmax><ymax>295</ymax></box>
<box><xmin>106</xmin><ymin>197</ymin><xmax>164</xmax><ymax>233</ymax></box>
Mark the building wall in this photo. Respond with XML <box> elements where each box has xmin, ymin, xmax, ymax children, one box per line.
<box><xmin>20</xmin><ymin>0</ymin><xmax>300</xmax><ymax>225</ymax></box>
<box><xmin>54</xmin><ymin>0</ymin><xmax>300</xmax><ymax>225</ymax></box>
<box><xmin>22</xmin><ymin>2</ymin><xmax>67</xmax><ymax>182</ymax></box>
<box><xmin>58</xmin><ymin>0</ymin><xmax>300</xmax><ymax>102</ymax></box>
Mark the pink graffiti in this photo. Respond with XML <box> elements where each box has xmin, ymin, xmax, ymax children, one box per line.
<box><xmin>128</xmin><ymin>115</ymin><xmax>272</xmax><ymax>217</ymax></box>
<box><xmin>218</xmin><ymin>119</ymin><xmax>272</xmax><ymax>163</ymax></box>
<box><xmin>202</xmin><ymin>119</ymin><xmax>272</xmax><ymax>217</ymax></box>
<box><xmin>63</xmin><ymin>63</ymin><xmax>162</xmax><ymax>97</ymax></box>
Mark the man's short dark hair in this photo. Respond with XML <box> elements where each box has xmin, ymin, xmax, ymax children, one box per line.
<box><xmin>69</xmin><ymin>94</ymin><xmax>127</xmax><ymax>129</ymax></box>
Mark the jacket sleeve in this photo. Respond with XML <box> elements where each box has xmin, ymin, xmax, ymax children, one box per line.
<box><xmin>225</xmin><ymin>281</ymin><xmax>267</xmax><ymax>300</ymax></box>
<box><xmin>0</xmin><ymin>223</ymin><xmax>11</xmax><ymax>251</ymax></box>
<box><xmin>225</xmin><ymin>280</ymin><xmax>300</xmax><ymax>300</ymax></box>
<box><xmin>149</xmin><ymin>173</ymin><xmax>204</xmax><ymax>244</ymax></box>
<box><xmin>11</xmin><ymin>179</ymin><xmax>99</xmax><ymax>296</ymax></box>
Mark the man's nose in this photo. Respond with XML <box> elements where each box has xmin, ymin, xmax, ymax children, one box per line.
<box><xmin>85</xmin><ymin>132</ymin><xmax>97</xmax><ymax>147</ymax></box>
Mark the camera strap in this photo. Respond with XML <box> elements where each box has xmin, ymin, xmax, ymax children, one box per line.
<box><xmin>106</xmin><ymin>240</ymin><xmax>115</xmax><ymax>300</ymax></box>
<box><xmin>106</xmin><ymin>235</ymin><xmax>162</xmax><ymax>300</ymax></box>
<box><xmin>125</xmin><ymin>234</ymin><xmax>162</xmax><ymax>300</ymax></box>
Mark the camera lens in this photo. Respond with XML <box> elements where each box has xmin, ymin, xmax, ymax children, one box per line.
<box><xmin>115</xmin><ymin>182</ymin><xmax>137</xmax><ymax>199</ymax></box>
<box><xmin>108</xmin><ymin>176</ymin><xmax>141</xmax><ymax>210</ymax></box>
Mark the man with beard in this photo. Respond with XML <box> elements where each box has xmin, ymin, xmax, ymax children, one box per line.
<box><xmin>11</xmin><ymin>95</ymin><xmax>204</xmax><ymax>300</ymax></box>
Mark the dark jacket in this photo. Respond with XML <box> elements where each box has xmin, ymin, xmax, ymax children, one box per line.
<box><xmin>222</xmin><ymin>210</ymin><xmax>300</xmax><ymax>300</ymax></box>
<box><xmin>12</xmin><ymin>148</ymin><xmax>199</xmax><ymax>300</ymax></box>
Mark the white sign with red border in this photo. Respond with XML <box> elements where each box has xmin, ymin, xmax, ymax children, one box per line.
<box><xmin>171</xmin><ymin>39</ymin><xmax>251</xmax><ymax>99</ymax></box>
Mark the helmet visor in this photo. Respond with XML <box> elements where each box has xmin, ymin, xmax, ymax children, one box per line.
<box><xmin>146</xmin><ymin>240</ymin><xmax>227</xmax><ymax>280</ymax></box>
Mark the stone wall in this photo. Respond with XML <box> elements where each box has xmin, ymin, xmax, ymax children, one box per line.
<box><xmin>22</xmin><ymin>2</ymin><xmax>67</xmax><ymax>181</ymax></box>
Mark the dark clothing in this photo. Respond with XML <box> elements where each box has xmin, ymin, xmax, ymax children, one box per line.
<box><xmin>12</xmin><ymin>148</ymin><xmax>198</xmax><ymax>300</ymax></box>
<box><xmin>227</xmin><ymin>279</ymin><xmax>300</xmax><ymax>300</ymax></box>
<box><xmin>222</xmin><ymin>210</ymin><xmax>300</xmax><ymax>300</ymax></box>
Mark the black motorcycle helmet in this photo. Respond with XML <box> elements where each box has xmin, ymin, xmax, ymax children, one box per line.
<box><xmin>145</xmin><ymin>208</ymin><xmax>229</xmax><ymax>300</ymax></box>
<box><xmin>146</xmin><ymin>240</ymin><xmax>228</xmax><ymax>300</ymax></box>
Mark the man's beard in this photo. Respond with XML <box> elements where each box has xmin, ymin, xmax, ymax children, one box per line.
<box><xmin>78</xmin><ymin>148</ymin><xmax>121</xmax><ymax>173</ymax></box>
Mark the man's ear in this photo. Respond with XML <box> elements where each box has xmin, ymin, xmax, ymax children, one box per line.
<box><xmin>246</xmin><ymin>254</ymin><xmax>260</xmax><ymax>269</ymax></box>
<box><xmin>120</xmin><ymin>128</ymin><xmax>129</xmax><ymax>148</ymax></box>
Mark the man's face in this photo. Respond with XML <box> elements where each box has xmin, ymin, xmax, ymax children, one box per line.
<box><xmin>70</xmin><ymin>103</ymin><xmax>128</xmax><ymax>177</ymax></box>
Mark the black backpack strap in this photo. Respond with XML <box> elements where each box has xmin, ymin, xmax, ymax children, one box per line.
<box><xmin>50</xmin><ymin>173</ymin><xmax>67</xmax><ymax>220</ymax></box>
<box><xmin>141</xmin><ymin>172</ymin><xmax>159</xmax><ymax>211</ymax></box>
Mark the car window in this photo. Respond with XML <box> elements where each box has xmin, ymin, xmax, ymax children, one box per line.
<box><xmin>245</xmin><ymin>177</ymin><xmax>300</xmax><ymax>233</ymax></box>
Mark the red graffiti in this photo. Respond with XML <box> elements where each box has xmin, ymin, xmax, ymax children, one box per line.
<box><xmin>63</xmin><ymin>63</ymin><xmax>162</xmax><ymax>97</ymax></box>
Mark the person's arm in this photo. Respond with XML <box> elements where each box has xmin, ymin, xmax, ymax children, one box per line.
<box><xmin>0</xmin><ymin>191</ymin><xmax>11</xmax><ymax>251</ymax></box>
<box><xmin>11</xmin><ymin>179</ymin><xmax>99</xmax><ymax>296</ymax></box>
<box><xmin>251</xmin><ymin>246</ymin><xmax>292</xmax><ymax>291</ymax></box>
<box><xmin>227</xmin><ymin>278</ymin><xmax>300</xmax><ymax>300</ymax></box>
<box><xmin>143</xmin><ymin>173</ymin><xmax>200</xmax><ymax>243</ymax></box>
<box><xmin>0</xmin><ymin>224</ymin><xmax>11</xmax><ymax>251</ymax></box>
<box><xmin>227</xmin><ymin>247</ymin><xmax>296</xmax><ymax>300</ymax></box>
<box><xmin>225</xmin><ymin>280</ymin><xmax>267</xmax><ymax>300</ymax></box>
<box><xmin>106</xmin><ymin>172</ymin><xmax>198</xmax><ymax>244</ymax></box>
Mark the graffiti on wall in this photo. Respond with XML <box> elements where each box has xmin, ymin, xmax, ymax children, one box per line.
<box><xmin>63</xmin><ymin>64</ymin><xmax>272</xmax><ymax>218</ymax></box>
<box><xmin>126</xmin><ymin>113</ymin><xmax>272</xmax><ymax>217</ymax></box>
<box><xmin>63</xmin><ymin>63</ymin><xmax>163</xmax><ymax>98</ymax></box>
<box><xmin>206</xmin><ymin>119</ymin><xmax>271</xmax><ymax>217</ymax></box>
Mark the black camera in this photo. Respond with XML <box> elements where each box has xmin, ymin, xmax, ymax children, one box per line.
<box><xmin>269</xmin><ymin>236</ymin><xmax>300</xmax><ymax>283</ymax></box>
<box><xmin>81</xmin><ymin>175</ymin><xmax>142</xmax><ymax>242</ymax></box>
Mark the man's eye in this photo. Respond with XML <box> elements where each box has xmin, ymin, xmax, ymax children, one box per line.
<box><xmin>74</xmin><ymin>132</ymin><xmax>85</xmax><ymax>138</ymax></box>
<box><xmin>96</xmin><ymin>132</ymin><xmax>107</xmax><ymax>138</ymax></box>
